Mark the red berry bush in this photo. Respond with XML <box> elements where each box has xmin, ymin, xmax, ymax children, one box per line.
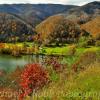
<box><xmin>19</xmin><ymin>64</ymin><xmax>49</xmax><ymax>100</ymax></box>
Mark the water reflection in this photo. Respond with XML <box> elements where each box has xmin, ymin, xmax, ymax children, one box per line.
<box><xmin>0</xmin><ymin>54</ymin><xmax>48</xmax><ymax>72</ymax></box>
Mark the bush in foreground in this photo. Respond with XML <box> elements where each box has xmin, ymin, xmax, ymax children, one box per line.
<box><xmin>19</xmin><ymin>64</ymin><xmax>49</xmax><ymax>100</ymax></box>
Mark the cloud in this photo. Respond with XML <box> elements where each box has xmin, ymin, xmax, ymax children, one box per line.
<box><xmin>0</xmin><ymin>0</ymin><xmax>29</xmax><ymax>4</ymax></box>
<box><xmin>0</xmin><ymin>0</ymin><xmax>99</xmax><ymax>5</ymax></box>
<box><xmin>22</xmin><ymin>0</ymin><xmax>68</xmax><ymax>4</ymax></box>
<box><xmin>67</xmin><ymin>0</ymin><xmax>100</xmax><ymax>5</ymax></box>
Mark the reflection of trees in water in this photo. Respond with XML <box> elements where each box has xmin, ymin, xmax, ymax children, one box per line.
<box><xmin>35</xmin><ymin>55</ymin><xmax>45</xmax><ymax>65</ymax></box>
<box><xmin>23</xmin><ymin>55</ymin><xmax>64</xmax><ymax>66</ymax></box>
<box><xmin>26</xmin><ymin>55</ymin><xmax>45</xmax><ymax>64</ymax></box>
<box><xmin>22</xmin><ymin>55</ymin><xmax>32</xmax><ymax>64</ymax></box>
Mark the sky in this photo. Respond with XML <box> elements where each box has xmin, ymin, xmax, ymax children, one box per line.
<box><xmin>0</xmin><ymin>0</ymin><xmax>99</xmax><ymax>5</ymax></box>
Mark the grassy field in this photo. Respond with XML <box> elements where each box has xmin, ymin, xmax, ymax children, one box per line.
<box><xmin>41</xmin><ymin>46</ymin><xmax>99</xmax><ymax>55</ymax></box>
<box><xmin>28</xmin><ymin>62</ymin><xmax>100</xmax><ymax>100</ymax></box>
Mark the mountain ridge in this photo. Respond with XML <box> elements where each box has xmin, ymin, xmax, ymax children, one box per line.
<box><xmin>0</xmin><ymin>4</ymin><xmax>78</xmax><ymax>26</ymax></box>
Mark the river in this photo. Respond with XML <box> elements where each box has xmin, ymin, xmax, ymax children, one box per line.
<box><xmin>0</xmin><ymin>54</ymin><xmax>46</xmax><ymax>72</ymax></box>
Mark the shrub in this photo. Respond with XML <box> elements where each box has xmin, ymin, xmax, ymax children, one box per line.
<box><xmin>19</xmin><ymin>64</ymin><xmax>49</xmax><ymax>100</ymax></box>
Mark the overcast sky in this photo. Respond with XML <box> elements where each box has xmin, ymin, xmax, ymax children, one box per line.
<box><xmin>0</xmin><ymin>0</ymin><xmax>99</xmax><ymax>5</ymax></box>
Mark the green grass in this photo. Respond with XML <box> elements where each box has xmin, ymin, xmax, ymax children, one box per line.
<box><xmin>41</xmin><ymin>46</ymin><xmax>69</xmax><ymax>55</ymax></box>
<box><xmin>40</xmin><ymin>45</ymin><xmax>100</xmax><ymax>55</ymax></box>
<box><xmin>4</xmin><ymin>42</ymin><xmax>33</xmax><ymax>48</ymax></box>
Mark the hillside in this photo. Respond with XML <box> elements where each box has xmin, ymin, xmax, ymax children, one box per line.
<box><xmin>81</xmin><ymin>16</ymin><xmax>100</xmax><ymax>39</ymax></box>
<box><xmin>0</xmin><ymin>13</ymin><xmax>35</xmax><ymax>42</ymax></box>
<box><xmin>35</xmin><ymin>15</ymin><xmax>81</xmax><ymax>45</ymax></box>
<box><xmin>67</xmin><ymin>1</ymin><xmax>100</xmax><ymax>15</ymax></box>
<box><xmin>63</xmin><ymin>1</ymin><xmax>100</xmax><ymax>24</ymax></box>
<box><xmin>36</xmin><ymin>15</ymin><xmax>64</xmax><ymax>40</ymax></box>
<box><xmin>35</xmin><ymin>1</ymin><xmax>100</xmax><ymax>45</ymax></box>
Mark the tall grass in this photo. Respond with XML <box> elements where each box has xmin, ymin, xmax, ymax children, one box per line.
<box><xmin>30</xmin><ymin>61</ymin><xmax>100</xmax><ymax>100</ymax></box>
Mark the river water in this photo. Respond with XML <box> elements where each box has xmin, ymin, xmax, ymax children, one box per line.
<box><xmin>0</xmin><ymin>54</ymin><xmax>45</xmax><ymax>72</ymax></box>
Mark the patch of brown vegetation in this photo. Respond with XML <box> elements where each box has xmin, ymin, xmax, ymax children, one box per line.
<box><xmin>81</xmin><ymin>16</ymin><xmax>100</xmax><ymax>39</ymax></box>
<box><xmin>35</xmin><ymin>15</ymin><xmax>64</xmax><ymax>42</ymax></box>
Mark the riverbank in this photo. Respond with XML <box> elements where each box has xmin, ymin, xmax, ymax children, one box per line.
<box><xmin>0</xmin><ymin>42</ymin><xmax>100</xmax><ymax>56</ymax></box>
